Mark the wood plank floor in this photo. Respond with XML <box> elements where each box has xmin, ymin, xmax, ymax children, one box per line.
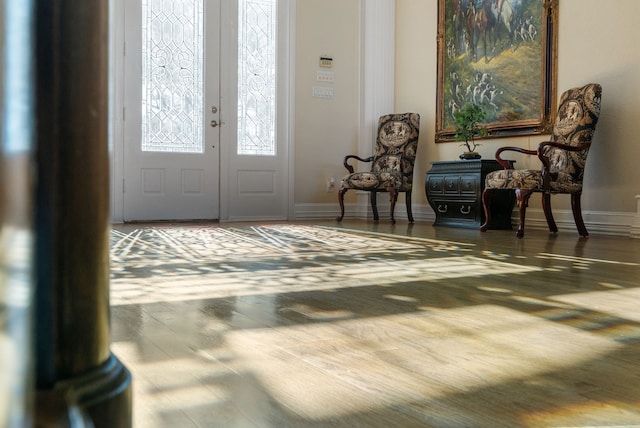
<box><xmin>110</xmin><ymin>220</ymin><xmax>640</xmax><ymax>427</ymax></box>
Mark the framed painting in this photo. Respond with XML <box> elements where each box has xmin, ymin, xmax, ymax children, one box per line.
<box><xmin>436</xmin><ymin>0</ymin><xmax>558</xmax><ymax>142</ymax></box>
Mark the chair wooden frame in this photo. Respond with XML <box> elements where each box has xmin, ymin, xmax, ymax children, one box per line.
<box><xmin>480</xmin><ymin>142</ymin><xmax>591</xmax><ymax>238</ymax></box>
<box><xmin>336</xmin><ymin>113</ymin><xmax>420</xmax><ymax>225</ymax></box>
<box><xmin>336</xmin><ymin>154</ymin><xmax>414</xmax><ymax>225</ymax></box>
<box><xmin>480</xmin><ymin>83</ymin><xmax>601</xmax><ymax>238</ymax></box>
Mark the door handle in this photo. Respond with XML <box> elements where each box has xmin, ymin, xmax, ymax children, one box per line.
<box><xmin>210</xmin><ymin>120</ymin><xmax>219</xmax><ymax>128</ymax></box>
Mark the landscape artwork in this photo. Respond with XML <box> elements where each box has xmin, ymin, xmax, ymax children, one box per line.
<box><xmin>436</xmin><ymin>0</ymin><xmax>557</xmax><ymax>142</ymax></box>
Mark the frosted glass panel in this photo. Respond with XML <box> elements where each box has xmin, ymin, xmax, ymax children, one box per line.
<box><xmin>238</xmin><ymin>0</ymin><xmax>276</xmax><ymax>156</ymax></box>
<box><xmin>142</xmin><ymin>0</ymin><xmax>203</xmax><ymax>153</ymax></box>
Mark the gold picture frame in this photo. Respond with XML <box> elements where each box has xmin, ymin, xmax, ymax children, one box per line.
<box><xmin>436</xmin><ymin>0</ymin><xmax>558</xmax><ymax>142</ymax></box>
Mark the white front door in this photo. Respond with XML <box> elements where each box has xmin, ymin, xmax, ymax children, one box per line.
<box><xmin>123</xmin><ymin>0</ymin><xmax>221</xmax><ymax>221</ymax></box>
<box><xmin>119</xmin><ymin>0</ymin><xmax>290</xmax><ymax>222</ymax></box>
<box><xmin>220</xmin><ymin>0</ymin><xmax>291</xmax><ymax>221</ymax></box>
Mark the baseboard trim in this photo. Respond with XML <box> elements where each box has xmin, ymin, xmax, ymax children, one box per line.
<box><xmin>523</xmin><ymin>208</ymin><xmax>635</xmax><ymax>237</ymax></box>
<box><xmin>294</xmin><ymin>203</ymin><xmax>637</xmax><ymax>237</ymax></box>
<box><xmin>631</xmin><ymin>195</ymin><xmax>640</xmax><ymax>238</ymax></box>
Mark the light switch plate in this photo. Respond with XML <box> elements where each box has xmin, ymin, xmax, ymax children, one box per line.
<box><xmin>316</xmin><ymin>70</ymin><xmax>335</xmax><ymax>83</ymax></box>
<box><xmin>312</xmin><ymin>86</ymin><xmax>334</xmax><ymax>99</ymax></box>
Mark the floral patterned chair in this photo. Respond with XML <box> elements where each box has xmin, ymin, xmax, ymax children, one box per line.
<box><xmin>336</xmin><ymin>113</ymin><xmax>420</xmax><ymax>224</ymax></box>
<box><xmin>481</xmin><ymin>83</ymin><xmax>602</xmax><ymax>238</ymax></box>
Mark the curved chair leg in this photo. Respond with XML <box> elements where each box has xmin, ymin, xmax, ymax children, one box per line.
<box><xmin>370</xmin><ymin>191</ymin><xmax>380</xmax><ymax>222</ymax></box>
<box><xmin>541</xmin><ymin>192</ymin><xmax>558</xmax><ymax>233</ymax></box>
<box><xmin>336</xmin><ymin>188</ymin><xmax>348</xmax><ymax>222</ymax></box>
<box><xmin>405</xmin><ymin>191</ymin><xmax>414</xmax><ymax>223</ymax></box>
<box><xmin>480</xmin><ymin>188</ymin><xmax>494</xmax><ymax>232</ymax></box>
<box><xmin>388</xmin><ymin>188</ymin><xmax>398</xmax><ymax>224</ymax></box>
<box><xmin>571</xmin><ymin>192</ymin><xmax>589</xmax><ymax>237</ymax></box>
<box><xmin>515</xmin><ymin>189</ymin><xmax>533</xmax><ymax>238</ymax></box>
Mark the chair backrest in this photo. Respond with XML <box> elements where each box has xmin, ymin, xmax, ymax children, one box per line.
<box><xmin>546</xmin><ymin>83</ymin><xmax>602</xmax><ymax>180</ymax></box>
<box><xmin>371</xmin><ymin>113</ymin><xmax>420</xmax><ymax>190</ymax></box>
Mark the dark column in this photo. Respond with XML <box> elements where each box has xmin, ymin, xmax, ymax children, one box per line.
<box><xmin>34</xmin><ymin>1</ymin><xmax>132</xmax><ymax>426</ymax></box>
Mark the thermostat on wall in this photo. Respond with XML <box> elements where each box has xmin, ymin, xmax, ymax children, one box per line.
<box><xmin>319</xmin><ymin>56</ymin><xmax>333</xmax><ymax>68</ymax></box>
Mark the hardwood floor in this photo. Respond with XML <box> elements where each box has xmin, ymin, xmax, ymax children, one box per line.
<box><xmin>110</xmin><ymin>220</ymin><xmax>640</xmax><ymax>427</ymax></box>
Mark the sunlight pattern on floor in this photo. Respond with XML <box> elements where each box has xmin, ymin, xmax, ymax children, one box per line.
<box><xmin>110</xmin><ymin>225</ymin><xmax>539</xmax><ymax>306</ymax></box>
<box><xmin>109</xmin><ymin>223</ymin><xmax>640</xmax><ymax>427</ymax></box>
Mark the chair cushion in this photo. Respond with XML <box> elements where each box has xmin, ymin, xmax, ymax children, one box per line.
<box><xmin>485</xmin><ymin>169</ymin><xmax>543</xmax><ymax>191</ymax></box>
<box><xmin>485</xmin><ymin>168</ymin><xmax>583</xmax><ymax>193</ymax></box>
<box><xmin>341</xmin><ymin>170</ymin><xmax>402</xmax><ymax>190</ymax></box>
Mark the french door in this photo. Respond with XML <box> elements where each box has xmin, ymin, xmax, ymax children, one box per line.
<box><xmin>123</xmin><ymin>0</ymin><xmax>221</xmax><ymax>221</ymax></box>
<box><xmin>120</xmin><ymin>0</ymin><xmax>290</xmax><ymax>222</ymax></box>
<box><xmin>220</xmin><ymin>0</ymin><xmax>291</xmax><ymax>221</ymax></box>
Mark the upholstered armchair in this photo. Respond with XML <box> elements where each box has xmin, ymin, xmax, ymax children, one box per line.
<box><xmin>481</xmin><ymin>83</ymin><xmax>602</xmax><ymax>238</ymax></box>
<box><xmin>336</xmin><ymin>113</ymin><xmax>420</xmax><ymax>224</ymax></box>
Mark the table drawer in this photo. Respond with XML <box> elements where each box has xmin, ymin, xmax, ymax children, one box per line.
<box><xmin>426</xmin><ymin>175</ymin><xmax>444</xmax><ymax>195</ymax></box>
<box><xmin>443</xmin><ymin>176</ymin><xmax>459</xmax><ymax>194</ymax></box>
<box><xmin>460</xmin><ymin>175</ymin><xmax>479</xmax><ymax>195</ymax></box>
<box><xmin>431</xmin><ymin>199</ymin><xmax>479</xmax><ymax>223</ymax></box>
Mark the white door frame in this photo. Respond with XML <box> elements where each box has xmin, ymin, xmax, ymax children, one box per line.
<box><xmin>109</xmin><ymin>0</ymin><xmax>295</xmax><ymax>223</ymax></box>
<box><xmin>110</xmin><ymin>0</ymin><xmax>125</xmax><ymax>223</ymax></box>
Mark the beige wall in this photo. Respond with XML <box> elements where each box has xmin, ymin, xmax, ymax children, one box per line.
<box><xmin>395</xmin><ymin>0</ymin><xmax>640</xmax><ymax>215</ymax></box>
<box><xmin>294</xmin><ymin>0</ymin><xmax>361</xmax><ymax>204</ymax></box>
<box><xmin>295</xmin><ymin>0</ymin><xmax>640</xmax><ymax>222</ymax></box>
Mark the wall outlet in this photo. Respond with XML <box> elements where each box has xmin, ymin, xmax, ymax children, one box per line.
<box><xmin>326</xmin><ymin>177</ymin><xmax>336</xmax><ymax>192</ymax></box>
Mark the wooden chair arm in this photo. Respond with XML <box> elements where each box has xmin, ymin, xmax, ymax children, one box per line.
<box><xmin>494</xmin><ymin>146</ymin><xmax>536</xmax><ymax>169</ymax></box>
<box><xmin>343</xmin><ymin>155</ymin><xmax>374</xmax><ymax>174</ymax></box>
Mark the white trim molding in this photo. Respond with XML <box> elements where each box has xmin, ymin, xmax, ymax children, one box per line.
<box><xmin>522</xmin><ymin>208</ymin><xmax>636</xmax><ymax>237</ymax></box>
<box><xmin>360</xmin><ymin>0</ymin><xmax>395</xmax><ymax>147</ymax></box>
<box><xmin>110</xmin><ymin>0</ymin><xmax>125</xmax><ymax>223</ymax></box>
<box><xmin>357</xmin><ymin>0</ymin><xmax>396</xmax><ymax>219</ymax></box>
<box><xmin>295</xmin><ymin>203</ymin><xmax>637</xmax><ymax>237</ymax></box>
<box><xmin>286</xmin><ymin>0</ymin><xmax>296</xmax><ymax>220</ymax></box>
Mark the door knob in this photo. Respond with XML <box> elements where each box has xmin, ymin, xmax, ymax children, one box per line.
<box><xmin>210</xmin><ymin>120</ymin><xmax>218</xmax><ymax>127</ymax></box>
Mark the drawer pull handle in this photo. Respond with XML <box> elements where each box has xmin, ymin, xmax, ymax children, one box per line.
<box><xmin>437</xmin><ymin>204</ymin><xmax>448</xmax><ymax>213</ymax></box>
<box><xmin>460</xmin><ymin>205</ymin><xmax>471</xmax><ymax>214</ymax></box>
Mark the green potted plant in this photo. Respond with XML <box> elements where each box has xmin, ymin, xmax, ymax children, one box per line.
<box><xmin>453</xmin><ymin>103</ymin><xmax>488</xmax><ymax>159</ymax></box>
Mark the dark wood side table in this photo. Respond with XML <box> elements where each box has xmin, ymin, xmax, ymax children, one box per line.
<box><xmin>425</xmin><ymin>159</ymin><xmax>515</xmax><ymax>229</ymax></box>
